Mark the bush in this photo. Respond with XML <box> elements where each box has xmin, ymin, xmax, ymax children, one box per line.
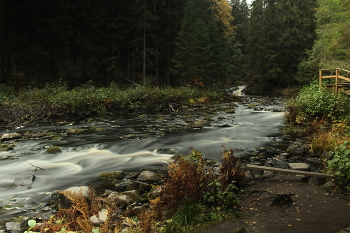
<box><xmin>326</xmin><ymin>141</ymin><xmax>350</xmax><ymax>192</ymax></box>
<box><xmin>294</xmin><ymin>83</ymin><xmax>350</xmax><ymax>122</ymax></box>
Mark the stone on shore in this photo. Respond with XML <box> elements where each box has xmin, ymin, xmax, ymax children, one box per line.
<box><xmin>288</xmin><ymin>163</ymin><xmax>310</xmax><ymax>171</ymax></box>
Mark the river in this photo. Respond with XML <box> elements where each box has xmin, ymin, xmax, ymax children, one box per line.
<box><xmin>0</xmin><ymin>88</ymin><xmax>286</xmax><ymax>223</ymax></box>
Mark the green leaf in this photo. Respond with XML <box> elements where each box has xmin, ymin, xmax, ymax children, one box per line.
<box><xmin>28</xmin><ymin>219</ymin><xmax>36</xmax><ymax>228</ymax></box>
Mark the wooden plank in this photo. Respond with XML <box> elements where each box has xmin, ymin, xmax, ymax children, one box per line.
<box><xmin>246</xmin><ymin>164</ymin><xmax>332</xmax><ymax>179</ymax></box>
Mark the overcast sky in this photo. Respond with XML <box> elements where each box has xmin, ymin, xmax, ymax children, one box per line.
<box><xmin>246</xmin><ymin>0</ymin><xmax>253</xmax><ymax>5</ymax></box>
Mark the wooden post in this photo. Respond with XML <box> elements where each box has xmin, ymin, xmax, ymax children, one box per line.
<box><xmin>319</xmin><ymin>69</ymin><xmax>323</xmax><ymax>88</ymax></box>
<box><xmin>335</xmin><ymin>68</ymin><xmax>339</xmax><ymax>94</ymax></box>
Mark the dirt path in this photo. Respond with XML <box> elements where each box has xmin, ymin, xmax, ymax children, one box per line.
<box><xmin>198</xmin><ymin>173</ymin><xmax>350</xmax><ymax>233</ymax></box>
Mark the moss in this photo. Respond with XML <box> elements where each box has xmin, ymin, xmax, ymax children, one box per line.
<box><xmin>100</xmin><ymin>171</ymin><xmax>126</xmax><ymax>180</ymax></box>
<box><xmin>46</xmin><ymin>146</ymin><xmax>62</xmax><ymax>154</ymax></box>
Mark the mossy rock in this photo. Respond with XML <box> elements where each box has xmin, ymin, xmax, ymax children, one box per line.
<box><xmin>100</xmin><ymin>171</ymin><xmax>126</xmax><ymax>180</ymax></box>
<box><xmin>91</xmin><ymin>126</ymin><xmax>107</xmax><ymax>132</ymax></box>
<box><xmin>65</xmin><ymin>128</ymin><xmax>85</xmax><ymax>135</ymax></box>
<box><xmin>46</xmin><ymin>146</ymin><xmax>62</xmax><ymax>154</ymax></box>
<box><xmin>0</xmin><ymin>144</ymin><xmax>16</xmax><ymax>151</ymax></box>
<box><xmin>121</xmin><ymin>134</ymin><xmax>148</xmax><ymax>139</ymax></box>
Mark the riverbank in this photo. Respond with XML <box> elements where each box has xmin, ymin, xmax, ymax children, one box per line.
<box><xmin>197</xmin><ymin>173</ymin><xmax>350</xmax><ymax>233</ymax></box>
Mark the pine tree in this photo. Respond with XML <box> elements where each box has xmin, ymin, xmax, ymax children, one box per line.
<box><xmin>245</xmin><ymin>0</ymin><xmax>316</xmax><ymax>91</ymax></box>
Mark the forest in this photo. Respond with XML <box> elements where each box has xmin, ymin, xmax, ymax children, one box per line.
<box><xmin>0</xmin><ymin>0</ymin><xmax>348</xmax><ymax>92</ymax></box>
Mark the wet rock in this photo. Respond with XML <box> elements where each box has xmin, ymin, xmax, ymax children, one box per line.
<box><xmin>100</xmin><ymin>171</ymin><xmax>126</xmax><ymax>180</ymax></box>
<box><xmin>121</xmin><ymin>134</ymin><xmax>148</xmax><ymax>139</ymax></box>
<box><xmin>126</xmin><ymin>181</ymin><xmax>152</xmax><ymax>194</ymax></box>
<box><xmin>125</xmin><ymin>172</ymin><xmax>141</xmax><ymax>179</ymax></box>
<box><xmin>156</xmin><ymin>147</ymin><xmax>179</xmax><ymax>155</ymax></box>
<box><xmin>188</xmin><ymin>119</ymin><xmax>211</xmax><ymax>129</ymax></box>
<box><xmin>5</xmin><ymin>222</ymin><xmax>21</xmax><ymax>233</ymax></box>
<box><xmin>46</xmin><ymin>146</ymin><xmax>61</xmax><ymax>154</ymax></box>
<box><xmin>0</xmin><ymin>133</ymin><xmax>22</xmax><ymax>141</ymax></box>
<box><xmin>289</xmin><ymin>163</ymin><xmax>310</xmax><ymax>171</ymax></box>
<box><xmin>137</xmin><ymin>171</ymin><xmax>162</xmax><ymax>183</ymax></box>
<box><xmin>216</xmin><ymin>123</ymin><xmax>234</xmax><ymax>127</ymax></box>
<box><xmin>66</xmin><ymin>128</ymin><xmax>85</xmax><ymax>135</ymax></box>
<box><xmin>282</xmin><ymin>135</ymin><xmax>292</xmax><ymax>141</ymax></box>
<box><xmin>14</xmin><ymin>175</ymin><xmax>36</xmax><ymax>188</ymax></box>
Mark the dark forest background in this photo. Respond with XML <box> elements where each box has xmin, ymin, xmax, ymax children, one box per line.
<box><xmin>0</xmin><ymin>0</ymin><xmax>349</xmax><ymax>92</ymax></box>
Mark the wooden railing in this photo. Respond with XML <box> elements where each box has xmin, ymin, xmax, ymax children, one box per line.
<box><xmin>319</xmin><ymin>68</ymin><xmax>350</xmax><ymax>94</ymax></box>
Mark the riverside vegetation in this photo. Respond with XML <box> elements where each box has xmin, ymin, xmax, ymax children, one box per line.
<box><xmin>284</xmin><ymin>82</ymin><xmax>350</xmax><ymax>193</ymax></box>
<box><xmin>0</xmin><ymin>82</ymin><xmax>238</xmax><ymax>130</ymax></box>
<box><xmin>1</xmin><ymin>82</ymin><xmax>350</xmax><ymax>232</ymax></box>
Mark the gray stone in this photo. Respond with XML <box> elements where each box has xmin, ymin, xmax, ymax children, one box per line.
<box><xmin>1</xmin><ymin>133</ymin><xmax>22</xmax><ymax>141</ymax></box>
<box><xmin>57</xmin><ymin>186</ymin><xmax>94</xmax><ymax>209</ymax></box>
<box><xmin>64</xmin><ymin>186</ymin><xmax>92</xmax><ymax>198</ymax></box>
<box><xmin>108</xmin><ymin>190</ymin><xmax>141</xmax><ymax>208</ymax></box>
<box><xmin>216</xmin><ymin>123</ymin><xmax>234</xmax><ymax>127</ymax></box>
<box><xmin>307</xmin><ymin>177</ymin><xmax>326</xmax><ymax>186</ymax></box>
<box><xmin>14</xmin><ymin>175</ymin><xmax>36</xmax><ymax>188</ymax></box>
<box><xmin>146</xmin><ymin>186</ymin><xmax>162</xmax><ymax>200</ymax></box>
<box><xmin>323</xmin><ymin>181</ymin><xmax>337</xmax><ymax>189</ymax></box>
<box><xmin>90</xmin><ymin>208</ymin><xmax>108</xmax><ymax>225</ymax></box>
<box><xmin>289</xmin><ymin>163</ymin><xmax>310</xmax><ymax>171</ymax></box>
<box><xmin>126</xmin><ymin>181</ymin><xmax>152</xmax><ymax>194</ymax></box>
<box><xmin>250</xmin><ymin>169</ymin><xmax>264</xmax><ymax>176</ymax></box>
<box><xmin>6</xmin><ymin>222</ymin><xmax>21</xmax><ymax>232</ymax></box>
<box><xmin>156</xmin><ymin>147</ymin><xmax>179</xmax><ymax>155</ymax></box>
<box><xmin>189</xmin><ymin>120</ymin><xmax>211</xmax><ymax>128</ymax></box>
<box><xmin>137</xmin><ymin>171</ymin><xmax>161</xmax><ymax>182</ymax></box>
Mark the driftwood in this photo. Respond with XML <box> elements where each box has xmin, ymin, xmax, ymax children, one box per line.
<box><xmin>246</xmin><ymin>164</ymin><xmax>332</xmax><ymax>179</ymax></box>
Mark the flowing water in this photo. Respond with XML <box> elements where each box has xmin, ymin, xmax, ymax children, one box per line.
<box><xmin>0</xmin><ymin>87</ymin><xmax>286</xmax><ymax>223</ymax></box>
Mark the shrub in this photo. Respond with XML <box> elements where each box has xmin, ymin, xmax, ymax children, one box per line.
<box><xmin>294</xmin><ymin>83</ymin><xmax>350</xmax><ymax>122</ymax></box>
<box><xmin>326</xmin><ymin>141</ymin><xmax>350</xmax><ymax>192</ymax></box>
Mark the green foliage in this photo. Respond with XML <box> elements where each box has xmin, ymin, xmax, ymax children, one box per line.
<box><xmin>293</xmin><ymin>83</ymin><xmax>350</xmax><ymax>122</ymax></box>
<box><xmin>203</xmin><ymin>181</ymin><xmax>239</xmax><ymax>208</ymax></box>
<box><xmin>164</xmin><ymin>200</ymin><xmax>206</xmax><ymax>232</ymax></box>
<box><xmin>310</xmin><ymin>0</ymin><xmax>350</xmax><ymax>68</ymax></box>
<box><xmin>0</xmin><ymin>83</ymin><xmax>230</xmax><ymax>128</ymax></box>
<box><xmin>24</xmin><ymin>219</ymin><xmax>37</xmax><ymax>233</ymax></box>
<box><xmin>326</xmin><ymin>141</ymin><xmax>350</xmax><ymax>191</ymax></box>
<box><xmin>245</xmin><ymin>0</ymin><xmax>316</xmax><ymax>90</ymax></box>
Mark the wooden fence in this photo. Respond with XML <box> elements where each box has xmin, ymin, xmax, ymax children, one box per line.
<box><xmin>319</xmin><ymin>68</ymin><xmax>350</xmax><ymax>94</ymax></box>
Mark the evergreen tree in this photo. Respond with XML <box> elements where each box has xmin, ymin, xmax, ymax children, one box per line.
<box><xmin>310</xmin><ymin>0</ymin><xmax>350</xmax><ymax>69</ymax></box>
<box><xmin>245</xmin><ymin>0</ymin><xmax>316</xmax><ymax>91</ymax></box>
